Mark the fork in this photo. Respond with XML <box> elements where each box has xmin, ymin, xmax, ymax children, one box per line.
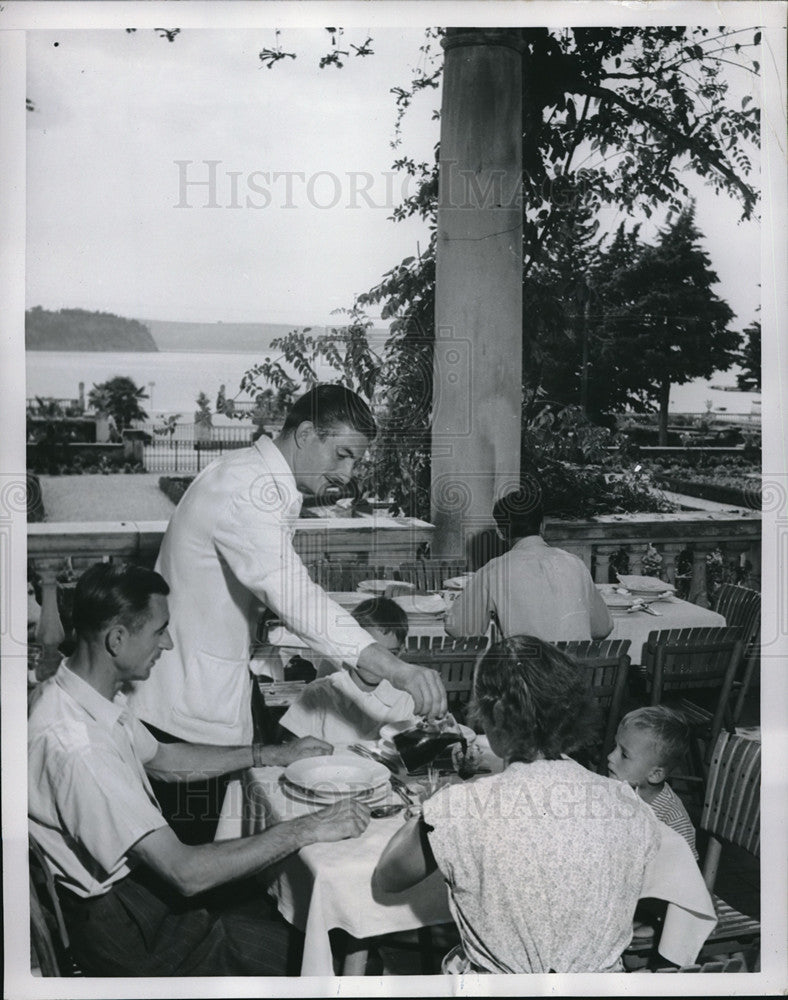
<box><xmin>388</xmin><ymin>773</ymin><xmax>416</xmax><ymax>805</ymax></box>
<box><xmin>348</xmin><ymin>743</ymin><xmax>398</xmax><ymax>773</ymax></box>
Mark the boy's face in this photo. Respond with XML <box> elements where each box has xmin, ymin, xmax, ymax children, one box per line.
<box><xmin>607</xmin><ymin>722</ymin><xmax>665</xmax><ymax>789</ymax></box>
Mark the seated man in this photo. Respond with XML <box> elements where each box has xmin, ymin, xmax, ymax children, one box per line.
<box><xmin>28</xmin><ymin>562</ymin><xmax>369</xmax><ymax>977</ymax></box>
<box><xmin>279</xmin><ymin>597</ymin><xmax>419</xmax><ymax>744</ymax></box>
<box><xmin>446</xmin><ymin>485</ymin><xmax>613</xmax><ymax>642</ymax></box>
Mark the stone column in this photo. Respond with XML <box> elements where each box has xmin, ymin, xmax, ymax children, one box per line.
<box><xmin>34</xmin><ymin>560</ymin><xmax>65</xmax><ymax>680</ymax></box>
<box><xmin>431</xmin><ymin>28</ymin><xmax>525</xmax><ymax>559</ymax></box>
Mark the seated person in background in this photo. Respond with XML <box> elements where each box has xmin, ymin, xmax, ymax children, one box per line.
<box><xmin>446</xmin><ymin>484</ymin><xmax>612</xmax><ymax>642</ymax></box>
<box><xmin>374</xmin><ymin>636</ymin><xmax>666</xmax><ymax>974</ymax></box>
<box><xmin>607</xmin><ymin>706</ymin><xmax>698</xmax><ymax>860</ymax></box>
<box><xmin>28</xmin><ymin>563</ymin><xmax>369</xmax><ymax>977</ymax></box>
<box><xmin>279</xmin><ymin>597</ymin><xmax>419</xmax><ymax>744</ymax></box>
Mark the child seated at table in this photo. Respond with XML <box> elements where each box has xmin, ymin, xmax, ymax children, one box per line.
<box><xmin>278</xmin><ymin>598</ymin><xmax>419</xmax><ymax>744</ymax></box>
<box><xmin>606</xmin><ymin>706</ymin><xmax>698</xmax><ymax>859</ymax></box>
<box><xmin>374</xmin><ymin>636</ymin><xmax>666</xmax><ymax>973</ymax></box>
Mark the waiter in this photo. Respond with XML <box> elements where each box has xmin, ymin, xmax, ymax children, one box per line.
<box><xmin>128</xmin><ymin>384</ymin><xmax>446</xmax><ymax>841</ymax></box>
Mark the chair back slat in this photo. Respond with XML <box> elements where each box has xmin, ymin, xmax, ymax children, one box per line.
<box><xmin>399</xmin><ymin>560</ymin><xmax>468</xmax><ymax>593</ymax></box>
<box><xmin>643</xmin><ymin>628</ymin><xmax>743</xmax><ymax>770</ymax></box>
<box><xmin>403</xmin><ymin>635</ymin><xmax>487</xmax><ymax>719</ymax></box>
<box><xmin>701</xmin><ymin>732</ymin><xmax>761</xmax><ymax>856</ymax></box>
<box><xmin>644</xmin><ymin>627</ymin><xmax>743</xmax><ymax>692</ymax></box>
<box><xmin>29</xmin><ymin>837</ymin><xmax>80</xmax><ymax>976</ymax></box>
<box><xmin>714</xmin><ymin>585</ymin><xmax>761</xmax><ymax>649</ymax></box>
<box><xmin>553</xmin><ymin>639</ymin><xmax>631</xmax><ymax>772</ymax></box>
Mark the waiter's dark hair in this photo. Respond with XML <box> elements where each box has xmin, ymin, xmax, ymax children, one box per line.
<box><xmin>71</xmin><ymin>562</ymin><xmax>170</xmax><ymax>637</ymax></box>
<box><xmin>281</xmin><ymin>384</ymin><xmax>377</xmax><ymax>441</ymax></box>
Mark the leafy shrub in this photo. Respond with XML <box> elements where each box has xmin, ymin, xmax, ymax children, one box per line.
<box><xmin>522</xmin><ymin>406</ymin><xmax>674</xmax><ymax>518</ymax></box>
<box><xmin>523</xmin><ymin>405</ymin><xmax>629</xmax><ymax>467</ymax></box>
<box><xmin>158</xmin><ymin>476</ymin><xmax>195</xmax><ymax>506</ymax></box>
<box><xmin>532</xmin><ymin>461</ymin><xmax>677</xmax><ymax>519</ymax></box>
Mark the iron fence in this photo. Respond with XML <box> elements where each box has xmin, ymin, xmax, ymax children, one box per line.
<box><xmin>143</xmin><ymin>423</ymin><xmax>255</xmax><ymax>472</ymax></box>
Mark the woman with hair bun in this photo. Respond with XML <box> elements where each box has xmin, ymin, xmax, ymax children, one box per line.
<box><xmin>374</xmin><ymin>636</ymin><xmax>662</xmax><ymax>974</ymax></box>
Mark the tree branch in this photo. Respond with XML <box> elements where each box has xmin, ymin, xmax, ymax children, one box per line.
<box><xmin>573</xmin><ymin>82</ymin><xmax>757</xmax><ymax>216</ymax></box>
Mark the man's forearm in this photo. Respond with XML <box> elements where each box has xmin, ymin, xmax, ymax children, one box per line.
<box><xmin>355</xmin><ymin>642</ymin><xmax>400</xmax><ymax>684</ymax></box>
<box><xmin>176</xmin><ymin>817</ymin><xmax>321</xmax><ymax>894</ymax></box>
<box><xmin>132</xmin><ymin>813</ymin><xmax>320</xmax><ymax>896</ymax></box>
<box><xmin>145</xmin><ymin>742</ymin><xmax>254</xmax><ymax>782</ymax></box>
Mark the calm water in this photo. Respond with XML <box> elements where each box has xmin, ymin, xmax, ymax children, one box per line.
<box><xmin>26</xmin><ymin>350</ymin><xmax>312</xmax><ymax>417</ymax></box>
<box><xmin>26</xmin><ymin>350</ymin><xmax>761</xmax><ymax>418</ymax></box>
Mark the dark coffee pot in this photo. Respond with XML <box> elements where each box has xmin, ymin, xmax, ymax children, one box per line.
<box><xmin>393</xmin><ymin>724</ymin><xmax>466</xmax><ymax>773</ymax></box>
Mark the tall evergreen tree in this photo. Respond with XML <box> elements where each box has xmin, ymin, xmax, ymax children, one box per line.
<box><xmin>736</xmin><ymin>316</ymin><xmax>761</xmax><ymax>391</ymax></box>
<box><xmin>613</xmin><ymin>203</ymin><xmax>738</xmax><ymax>443</ymax></box>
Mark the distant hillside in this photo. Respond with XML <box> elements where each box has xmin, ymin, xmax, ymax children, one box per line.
<box><xmin>25</xmin><ymin>310</ymin><xmax>391</xmax><ymax>354</ymax></box>
<box><xmin>145</xmin><ymin>319</ymin><xmax>390</xmax><ymax>353</ymax></box>
<box><xmin>26</xmin><ymin>307</ymin><xmax>158</xmax><ymax>352</ymax></box>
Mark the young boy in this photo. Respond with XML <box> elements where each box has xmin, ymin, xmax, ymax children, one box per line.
<box><xmin>607</xmin><ymin>706</ymin><xmax>698</xmax><ymax>860</ymax></box>
<box><xmin>279</xmin><ymin>598</ymin><xmax>419</xmax><ymax>744</ymax></box>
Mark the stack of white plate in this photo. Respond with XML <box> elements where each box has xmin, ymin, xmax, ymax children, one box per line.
<box><xmin>392</xmin><ymin>592</ymin><xmax>448</xmax><ymax>626</ymax></box>
<box><xmin>357</xmin><ymin>579</ymin><xmax>416</xmax><ymax>596</ymax></box>
<box><xmin>616</xmin><ymin>575</ymin><xmax>676</xmax><ymax>598</ymax></box>
<box><xmin>282</xmin><ymin>754</ymin><xmax>391</xmax><ymax>807</ymax></box>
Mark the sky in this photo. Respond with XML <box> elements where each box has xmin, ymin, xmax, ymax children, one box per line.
<box><xmin>25</xmin><ymin>23</ymin><xmax>762</xmax><ymax>330</ymax></box>
<box><xmin>26</xmin><ymin>28</ymin><xmax>441</xmax><ymax>326</ymax></box>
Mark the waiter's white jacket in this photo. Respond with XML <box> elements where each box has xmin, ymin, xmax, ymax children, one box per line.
<box><xmin>127</xmin><ymin>437</ymin><xmax>374</xmax><ymax>745</ymax></box>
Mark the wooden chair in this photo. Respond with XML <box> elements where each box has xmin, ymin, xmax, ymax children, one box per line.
<box><xmin>712</xmin><ymin>585</ymin><xmax>761</xmax><ymax>726</ymax></box>
<box><xmin>640</xmin><ymin>627</ymin><xmax>744</xmax><ymax>776</ymax></box>
<box><xmin>644</xmin><ymin>956</ymin><xmax>746</xmax><ymax>973</ymax></box>
<box><xmin>398</xmin><ymin>560</ymin><xmax>468</xmax><ymax>593</ymax></box>
<box><xmin>623</xmin><ymin>731</ymin><xmax>760</xmax><ymax>974</ymax></box>
<box><xmin>553</xmin><ymin>639</ymin><xmax>631</xmax><ymax>773</ymax></box>
<box><xmin>402</xmin><ymin>635</ymin><xmax>488</xmax><ymax>722</ymax></box>
<box><xmin>29</xmin><ymin>838</ymin><xmax>81</xmax><ymax>977</ymax></box>
<box><xmin>694</xmin><ymin>731</ymin><xmax>761</xmax><ymax>970</ymax></box>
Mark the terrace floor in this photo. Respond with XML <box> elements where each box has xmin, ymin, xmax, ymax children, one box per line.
<box><xmin>37</xmin><ymin>473</ymin><xmax>176</xmax><ymax>521</ymax></box>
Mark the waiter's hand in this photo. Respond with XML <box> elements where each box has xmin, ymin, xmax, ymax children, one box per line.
<box><xmin>356</xmin><ymin>644</ymin><xmax>448</xmax><ymax>719</ymax></box>
<box><xmin>389</xmin><ymin>659</ymin><xmax>448</xmax><ymax>719</ymax></box>
<box><xmin>270</xmin><ymin>736</ymin><xmax>333</xmax><ymax>767</ymax></box>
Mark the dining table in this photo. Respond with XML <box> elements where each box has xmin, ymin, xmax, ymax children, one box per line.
<box><xmin>597</xmin><ymin>584</ymin><xmax>726</xmax><ymax>665</ymax></box>
<box><xmin>256</xmin><ymin>585</ymin><xmax>726</xmax><ymax>674</ymax></box>
<box><xmin>215</xmin><ymin>738</ymin><xmax>717</xmax><ymax>977</ymax></box>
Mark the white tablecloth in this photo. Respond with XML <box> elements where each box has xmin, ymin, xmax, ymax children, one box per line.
<box><xmin>600</xmin><ymin>588</ymin><xmax>726</xmax><ymax>665</ymax></box>
<box><xmin>215</xmin><ymin>742</ymin><xmax>716</xmax><ymax>975</ymax></box>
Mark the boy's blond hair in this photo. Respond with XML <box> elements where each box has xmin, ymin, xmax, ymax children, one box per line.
<box><xmin>620</xmin><ymin>706</ymin><xmax>690</xmax><ymax>773</ymax></box>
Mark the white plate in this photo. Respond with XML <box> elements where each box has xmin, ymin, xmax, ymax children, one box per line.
<box><xmin>357</xmin><ymin>579</ymin><xmax>415</xmax><ymax>595</ymax></box>
<box><xmin>283</xmin><ymin>753</ymin><xmax>391</xmax><ymax>794</ymax></box>
<box><xmin>281</xmin><ymin>780</ymin><xmax>390</xmax><ymax>808</ymax></box>
<box><xmin>602</xmin><ymin>591</ymin><xmax>637</xmax><ymax>608</ymax></box>
<box><xmin>393</xmin><ymin>594</ymin><xmax>447</xmax><ymax>615</ymax></box>
<box><xmin>616</xmin><ymin>574</ymin><xmax>676</xmax><ymax>594</ymax></box>
<box><xmin>443</xmin><ymin>575</ymin><xmax>473</xmax><ymax>590</ymax></box>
